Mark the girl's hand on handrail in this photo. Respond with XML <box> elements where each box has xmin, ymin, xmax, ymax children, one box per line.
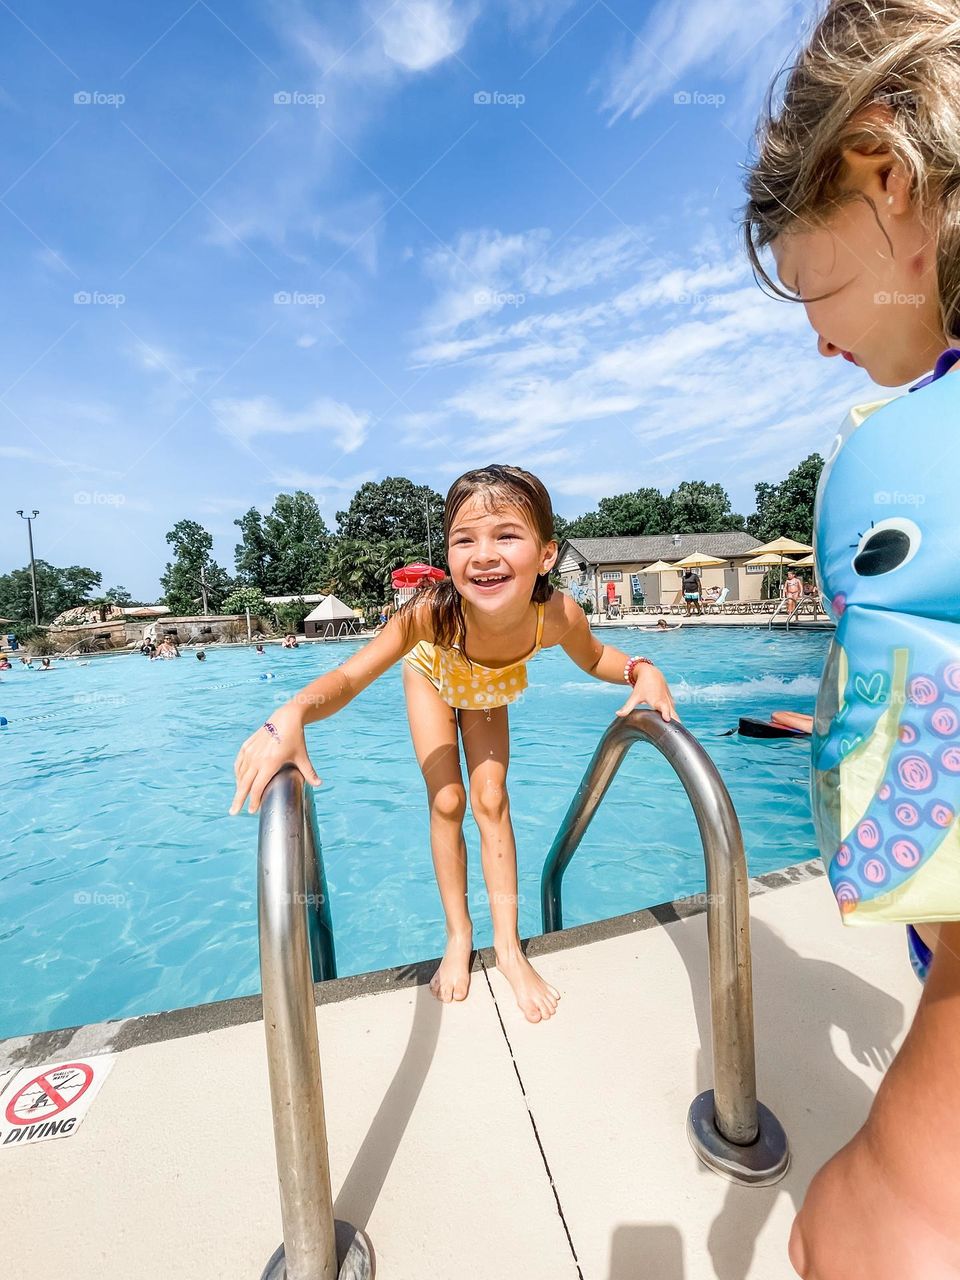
<box><xmin>615</xmin><ymin>663</ymin><xmax>680</xmax><ymax>723</ymax></box>
<box><xmin>229</xmin><ymin>700</ymin><xmax>322</xmax><ymax>816</ymax></box>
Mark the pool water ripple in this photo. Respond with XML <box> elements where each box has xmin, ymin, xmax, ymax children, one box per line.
<box><xmin>1</xmin><ymin>627</ymin><xmax>830</xmax><ymax>1037</ymax></box>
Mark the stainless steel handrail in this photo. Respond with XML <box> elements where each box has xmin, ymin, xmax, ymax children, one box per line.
<box><xmin>258</xmin><ymin>765</ymin><xmax>372</xmax><ymax>1279</ymax></box>
<box><xmin>766</xmin><ymin>597</ymin><xmax>789</xmax><ymax>629</ymax></box>
<box><xmin>768</xmin><ymin>593</ymin><xmax>828</xmax><ymax>630</ymax></box>
<box><xmin>540</xmin><ymin>710</ymin><xmax>789</xmax><ymax>1185</ymax></box>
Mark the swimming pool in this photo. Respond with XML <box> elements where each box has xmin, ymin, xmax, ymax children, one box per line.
<box><xmin>1</xmin><ymin>627</ymin><xmax>830</xmax><ymax>1039</ymax></box>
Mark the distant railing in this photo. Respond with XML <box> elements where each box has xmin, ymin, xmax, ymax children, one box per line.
<box><xmin>767</xmin><ymin>593</ymin><xmax>829</xmax><ymax>630</ymax></box>
<box><xmin>257</xmin><ymin>765</ymin><xmax>371</xmax><ymax>1279</ymax></box>
<box><xmin>540</xmin><ymin>710</ymin><xmax>789</xmax><ymax>1186</ymax></box>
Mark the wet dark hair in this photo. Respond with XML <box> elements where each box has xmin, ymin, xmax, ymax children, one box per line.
<box><xmin>398</xmin><ymin>464</ymin><xmax>556</xmax><ymax>649</ymax></box>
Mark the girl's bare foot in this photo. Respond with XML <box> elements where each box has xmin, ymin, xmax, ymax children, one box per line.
<box><xmin>494</xmin><ymin>942</ymin><xmax>560</xmax><ymax>1023</ymax></box>
<box><xmin>430</xmin><ymin>929</ymin><xmax>473</xmax><ymax>1003</ymax></box>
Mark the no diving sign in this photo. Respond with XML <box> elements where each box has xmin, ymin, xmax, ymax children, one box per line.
<box><xmin>0</xmin><ymin>1055</ymin><xmax>114</xmax><ymax>1148</ymax></box>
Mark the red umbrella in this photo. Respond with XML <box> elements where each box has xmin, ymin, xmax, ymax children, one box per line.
<box><xmin>391</xmin><ymin>563</ymin><xmax>446</xmax><ymax>589</ymax></box>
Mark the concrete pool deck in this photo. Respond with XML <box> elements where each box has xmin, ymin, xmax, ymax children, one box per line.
<box><xmin>0</xmin><ymin>862</ymin><xmax>917</xmax><ymax>1280</ymax></box>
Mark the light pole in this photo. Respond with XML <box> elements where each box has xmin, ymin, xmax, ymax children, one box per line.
<box><xmin>424</xmin><ymin>496</ymin><xmax>433</xmax><ymax>566</ymax></box>
<box><xmin>16</xmin><ymin>509</ymin><xmax>40</xmax><ymax>625</ymax></box>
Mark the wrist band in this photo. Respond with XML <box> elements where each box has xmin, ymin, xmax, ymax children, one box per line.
<box><xmin>624</xmin><ymin>655</ymin><xmax>651</xmax><ymax>685</ymax></box>
<box><xmin>263</xmin><ymin>721</ymin><xmax>280</xmax><ymax>742</ymax></box>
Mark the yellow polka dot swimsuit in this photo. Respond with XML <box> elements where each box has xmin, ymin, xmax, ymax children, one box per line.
<box><xmin>403</xmin><ymin>600</ymin><xmax>545</xmax><ymax>710</ymax></box>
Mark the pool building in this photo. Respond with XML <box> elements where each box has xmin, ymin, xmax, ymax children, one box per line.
<box><xmin>558</xmin><ymin>531</ymin><xmax>770</xmax><ymax>613</ymax></box>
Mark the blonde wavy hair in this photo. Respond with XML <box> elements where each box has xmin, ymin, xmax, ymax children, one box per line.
<box><xmin>743</xmin><ymin>0</ymin><xmax>960</xmax><ymax>338</ymax></box>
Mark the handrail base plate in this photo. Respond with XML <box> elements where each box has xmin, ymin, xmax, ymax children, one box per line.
<box><xmin>687</xmin><ymin>1091</ymin><xmax>790</xmax><ymax>1187</ymax></box>
<box><xmin>261</xmin><ymin>1220</ymin><xmax>373</xmax><ymax>1279</ymax></box>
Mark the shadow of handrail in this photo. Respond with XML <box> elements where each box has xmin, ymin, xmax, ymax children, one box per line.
<box><xmin>540</xmin><ymin>710</ymin><xmax>789</xmax><ymax>1186</ymax></box>
<box><xmin>257</xmin><ymin>765</ymin><xmax>372</xmax><ymax>1279</ymax></box>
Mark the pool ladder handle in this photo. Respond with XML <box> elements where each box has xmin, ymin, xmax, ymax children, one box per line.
<box><xmin>540</xmin><ymin>709</ymin><xmax>790</xmax><ymax>1186</ymax></box>
<box><xmin>257</xmin><ymin>764</ymin><xmax>373</xmax><ymax>1280</ymax></box>
<box><xmin>768</xmin><ymin>592</ymin><xmax>829</xmax><ymax>630</ymax></box>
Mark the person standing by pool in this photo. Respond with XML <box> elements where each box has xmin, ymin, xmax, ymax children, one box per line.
<box><xmin>681</xmin><ymin>569</ymin><xmax>702</xmax><ymax>616</ymax></box>
<box><xmin>745</xmin><ymin>2</ymin><xmax>960</xmax><ymax>1274</ymax></box>
<box><xmin>231</xmin><ymin>465</ymin><xmax>678</xmax><ymax>1023</ymax></box>
<box><xmin>782</xmin><ymin>568</ymin><xmax>803</xmax><ymax>616</ymax></box>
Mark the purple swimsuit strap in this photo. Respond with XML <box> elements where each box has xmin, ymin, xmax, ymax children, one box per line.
<box><xmin>909</xmin><ymin>346</ymin><xmax>960</xmax><ymax>390</ymax></box>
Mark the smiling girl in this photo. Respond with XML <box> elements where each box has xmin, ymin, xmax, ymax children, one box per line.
<box><xmin>231</xmin><ymin>464</ymin><xmax>677</xmax><ymax>1023</ymax></box>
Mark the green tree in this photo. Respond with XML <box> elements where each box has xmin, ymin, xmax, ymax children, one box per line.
<box><xmin>233</xmin><ymin>507</ymin><xmax>271</xmax><ymax>590</ymax></box>
<box><xmin>562</xmin><ymin>510</ymin><xmax>610</xmax><ymax>539</ymax></box>
<box><xmin>552</xmin><ymin>511</ymin><xmax>572</xmax><ymax>542</ymax></box>
<box><xmin>599</xmin><ymin>486</ymin><xmax>670</xmax><ymax>532</ymax></box>
<box><xmin>221</xmin><ymin>586</ymin><xmax>268</xmax><ymax>616</ymax></box>
<box><xmin>104</xmin><ymin>585</ymin><xmax>133</xmax><ymax>606</ymax></box>
<box><xmin>0</xmin><ymin>560</ymin><xmax>102</xmax><ymax>623</ymax></box>
<box><xmin>327</xmin><ymin>535</ymin><xmax>421</xmax><ymax>610</ymax></box>
<box><xmin>86</xmin><ymin>597</ymin><xmax>115</xmax><ymax>622</ymax></box>
<box><xmin>234</xmin><ymin>493</ymin><xmax>332</xmax><ymax>594</ymax></box>
<box><xmin>747</xmin><ymin>453</ymin><xmax>824</xmax><ymax>544</ymax></box>
<box><xmin>563</xmin><ymin>487</ymin><xmax>671</xmax><ymax>539</ymax></box>
<box><xmin>160</xmin><ymin>519</ymin><xmax>232</xmax><ymax>615</ymax></box>
<box><xmin>335</xmin><ymin>476</ymin><xmax>443</xmax><ymax>557</ymax></box>
<box><xmin>264</xmin><ymin>492</ymin><xmax>331</xmax><ymax>594</ymax></box>
<box><xmin>273</xmin><ymin>598</ymin><xmax>310</xmax><ymax>634</ymax></box>
<box><xmin>665</xmin><ymin>481</ymin><xmax>744</xmax><ymax>532</ymax></box>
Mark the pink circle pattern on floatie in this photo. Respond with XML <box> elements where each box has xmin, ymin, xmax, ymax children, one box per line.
<box><xmin>829</xmin><ymin>661</ymin><xmax>960</xmax><ymax>906</ymax></box>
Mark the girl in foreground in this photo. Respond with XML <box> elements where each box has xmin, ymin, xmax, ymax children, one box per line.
<box><xmin>745</xmin><ymin>2</ymin><xmax>960</xmax><ymax>1274</ymax></box>
<box><xmin>231</xmin><ymin>465</ymin><xmax>678</xmax><ymax>1023</ymax></box>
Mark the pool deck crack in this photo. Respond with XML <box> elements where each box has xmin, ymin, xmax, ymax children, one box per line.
<box><xmin>478</xmin><ymin>950</ymin><xmax>585</xmax><ymax>1280</ymax></box>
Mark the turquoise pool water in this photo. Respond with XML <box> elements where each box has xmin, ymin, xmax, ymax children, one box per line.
<box><xmin>1</xmin><ymin>627</ymin><xmax>830</xmax><ymax>1039</ymax></box>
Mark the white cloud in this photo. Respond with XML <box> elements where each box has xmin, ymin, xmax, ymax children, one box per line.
<box><xmin>596</xmin><ymin>0</ymin><xmax>808</xmax><ymax>123</ymax></box>
<box><xmin>415</xmin><ymin>225</ymin><xmax>654</xmax><ymax>356</ymax></box>
<box><xmin>399</xmin><ymin>215</ymin><xmax>870</xmax><ymax>510</ymax></box>
<box><xmin>267</xmin><ymin>466</ymin><xmax>380</xmax><ymax>496</ymax></box>
<box><xmin>296</xmin><ymin>334</ymin><xmax>318</xmax><ymax>348</ymax></box>
<box><xmin>210</xmin><ymin>394</ymin><xmax>371</xmax><ymax>453</ymax></box>
<box><xmin>198</xmin><ymin>0</ymin><xmax>480</xmax><ymax>269</ymax></box>
<box><xmin>0</xmin><ymin>444</ymin><xmax>42</xmax><ymax>461</ymax></box>
<box><xmin>378</xmin><ymin>0</ymin><xmax>477</xmax><ymax>71</ymax></box>
<box><xmin>130</xmin><ymin>339</ymin><xmax>205</xmax><ymax>389</ymax></box>
<box><xmin>0</xmin><ymin>440</ymin><xmax>124</xmax><ymax>477</ymax></box>
<box><xmin>549</xmin><ymin>469</ymin><xmax>637</xmax><ymax>496</ymax></box>
<box><xmin>196</xmin><ymin>495</ymin><xmax>258</xmax><ymax>515</ymax></box>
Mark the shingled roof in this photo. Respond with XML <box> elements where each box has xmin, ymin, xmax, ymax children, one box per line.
<box><xmin>560</xmin><ymin>531</ymin><xmax>762</xmax><ymax>565</ymax></box>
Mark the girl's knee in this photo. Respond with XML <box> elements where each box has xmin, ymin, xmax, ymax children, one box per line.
<box><xmin>470</xmin><ymin>778</ymin><xmax>509</xmax><ymax>825</ymax></box>
<box><xmin>429</xmin><ymin>781</ymin><xmax>467</xmax><ymax>823</ymax></box>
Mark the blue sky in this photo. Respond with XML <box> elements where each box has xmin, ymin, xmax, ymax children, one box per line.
<box><xmin>2</xmin><ymin>0</ymin><xmax>877</xmax><ymax>600</ymax></box>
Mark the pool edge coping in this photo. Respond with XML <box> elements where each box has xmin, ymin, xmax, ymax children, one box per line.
<box><xmin>0</xmin><ymin>858</ymin><xmax>825</xmax><ymax>1070</ymax></box>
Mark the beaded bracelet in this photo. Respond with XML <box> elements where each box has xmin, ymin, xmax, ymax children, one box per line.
<box><xmin>624</xmin><ymin>655</ymin><xmax>652</xmax><ymax>685</ymax></box>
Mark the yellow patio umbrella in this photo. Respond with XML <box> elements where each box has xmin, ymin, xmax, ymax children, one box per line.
<box><xmin>743</xmin><ymin>550</ymin><xmax>800</xmax><ymax>594</ymax></box>
<box><xmin>668</xmin><ymin>552</ymin><xmax>726</xmax><ymax>609</ymax></box>
<box><xmin>636</xmin><ymin>558</ymin><xmax>678</xmax><ymax>609</ymax></box>
<box><xmin>750</xmin><ymin>536</ymin><xmax>813</xmax><ymax>556</ymax></box>
<box><xmin>672</xmin><ymin>552</ymin><xmax>727</xmax><ymax>568</ymax></box>
<box><xmin>743</xmin><ymin>553</ymin><xmax>798</xmax><ymax>568</ymax></box>
<box><xmin>792</xmin><ymin>553</ymin><xmax>816</xmax><ymax>566</ymax></box>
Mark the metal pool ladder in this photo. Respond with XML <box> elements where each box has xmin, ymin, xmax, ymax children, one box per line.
<box><xmin>257</xmin><ymin>764</ymin><xmax>373</xmax><ymax>1280</ymax></box>
<box><xmin>541</xmin><ymin>709</ymin><xmax>790</xmax><ymax>1186</ymax></box>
